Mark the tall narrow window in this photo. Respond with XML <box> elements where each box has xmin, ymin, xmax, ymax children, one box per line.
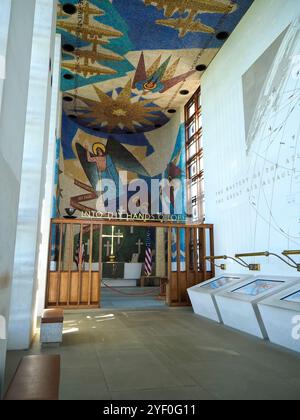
<box><xmin>185</xmin><ymin>87</ymin><xmax>205</xmax><ymax>222</ymax></box>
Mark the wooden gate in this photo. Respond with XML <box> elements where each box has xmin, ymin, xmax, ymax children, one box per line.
<box><xmin>46</xmin><ymin>218</ymin><xmax>214</xmax><ymax>309</ymax></box>
<box><xmin>166</xmin><ymin>225</ymin><xmax>215</xmax><ymax>306</ymax></box>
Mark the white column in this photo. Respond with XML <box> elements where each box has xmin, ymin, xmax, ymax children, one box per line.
<box><xmin>0</xmin><ymin>0</ymin><xmax>11</xmax><ymax>113</ymax></box>
<box><xmin>36</xmin><ymin>34</ymin><xmax>61</xmax><ymax>317</ymax></box>
<box><xmin>0</xmin><ymin>0</ymin><xmax>11</xmax><ymax>397</ymax></box>
<box><xmin>0</xmin><ymin>0</ymin><xmax>37</xmax><ymax>391</ymax></box>
<box><xmin>7</xmin><ymin>0</ymin><xmax>58</xmax><ymax>350</ymax></box>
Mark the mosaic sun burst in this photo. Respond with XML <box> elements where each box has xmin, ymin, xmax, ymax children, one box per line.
<box><xmin>132</xmin><ymin>52</ymin><xmax>195</xmax><ymax>94</ymax></box>
<box><xmin>71</xmin><ymin>80</ymin><xmax>161</xmax><ymax>132</ymax></box>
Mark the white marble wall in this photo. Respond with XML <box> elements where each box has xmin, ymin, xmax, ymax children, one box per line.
<box><xmin>202</xmin><ymin>0</ymin><xmax>300</xmax><ymax>277</ymax></box>
<box><xmin>0</xmin><ymin>0</ymin><xmax>11</xmax><ymax>114</ymax></box>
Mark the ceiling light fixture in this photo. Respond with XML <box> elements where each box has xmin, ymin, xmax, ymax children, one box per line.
<box><xmin>63</xmin><ymin>44</ymin><xmax>75</xmax><ymax>53</ymax></box>
<box><xmin>62</xmin><ymin>3</ymin><xmax>77</xmax><ymax>15</ymax></box>
<box><xmin>63</xmin><ymin>73</ymin><xmax>74</xmax><ymax>80</ymax></box>
<box><xmin>216</xmin><ymin>31</ymin><xmax>230</xmax><ymax>41</ymax></box>
<box><xmin>195</xmin><ymin>64</ymin><xmax>207</xmax><ymax>72</ymax></box>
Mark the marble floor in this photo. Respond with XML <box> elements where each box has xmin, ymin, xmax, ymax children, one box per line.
<box><xmin>5</xmin><ymin>308</ymin><xmax>300</xmax><ymax>400</ymax></box>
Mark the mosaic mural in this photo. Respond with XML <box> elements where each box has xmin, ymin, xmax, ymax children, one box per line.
<box><xmin>57</xmin><ymin>0</ymin><xmax>254</xmax><ymax>133</ymax></box>
<box><xmin>56</xmin><ymin>0</ymin><xmax>254</xmax><ymax>217</ymax></box>
<box><xmin>58</xmin><ymin>112</ymin><xmax>186</xmax><ymax>215</ymax></box>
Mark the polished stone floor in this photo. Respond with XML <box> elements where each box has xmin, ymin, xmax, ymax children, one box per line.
<box><xmin>5</xmin><ymin>308</ymin><xmax>300</xmax><ymax>400</ymax></box>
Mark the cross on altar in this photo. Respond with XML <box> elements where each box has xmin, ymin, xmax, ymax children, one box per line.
<box><xmin>102</xmin><ymin>226</ymin><xmax>124</xmax><ymax>257</ymax></box>
<box><xmin>135</xmin><ymin>239</ymin><xmax>144</xmax><ymax>254</ymax></box>
<box><xmin>115</xmin><ymin>229</ymin><xmax>123</xmax><ymax>245</ymax></box>
<box><xmin>104</xmin><ymin>241</ymin><xmax>112</xmax><ymax>258</ymax></box>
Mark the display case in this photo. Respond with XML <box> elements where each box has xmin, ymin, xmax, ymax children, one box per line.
<box><xmin>188</xmin><ymin>274</ymin><xmax>253</xmax><ymax>322</ymax></box>
<box><xmin>257</xmin><ymin>282</ymin><xmax>300</xmax><ymax>353</ymax></box>
<box><xmin>215</xmin><ymin>275</ymin><xmax>299</xmax><ymax>339</ymax></box>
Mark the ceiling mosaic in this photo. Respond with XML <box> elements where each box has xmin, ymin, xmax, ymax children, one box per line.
<box><xmin>57</xmin><ymin>0</ymin><xmax>254</xmax><ymax>134</ymax></box>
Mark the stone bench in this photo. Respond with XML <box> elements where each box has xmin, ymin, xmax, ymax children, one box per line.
<box><xmin>40</xmin><ymin>308</ymin><xmax>64</xmax><ymax>345</ymax></box>
<box><xmin>4</xmin><ymin>354</ymin><xmax>60</xmax><ymax>400</ymax></box>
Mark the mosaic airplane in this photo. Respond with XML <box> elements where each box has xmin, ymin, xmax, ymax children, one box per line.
<box><xmin>57</xmin><ymin>1</ymin><xmax>123</xmax><ymax>44</ymax></box>
<box><xmin>57</xmin><ymin>20</ymin><xmax>123</xmax><ymax>42</ymax></box>
<box><xmin>62</xmin><ymin>43</ymin><xmax>124</xmax><ymax>78</ymax></box>
<box><xmin>144</xmin><ymin>0</ymin><xmax>237</xmax><ymax>37</ymax></box>
<box><xmin>58</xmin><ymin>2</ymin><xmax>105</xmax><ymax>20</ymax></box>
<box><xmin>144</xmin><ymin>0</ymin><xmax>236</xmax><ymax>18</ymax></box>
<box><xmin>156</xmin><ymin>16</ymin><xmax>215</xmax><ymax>37</ymax></box>
<box><xmin>71</xmin><ymin>44</ymin><xmax>124</xmax><ymax>65</ymax></box>
<box><xmin>58</xmin><ymin>2</ymin><xmax>124</xmax><ymax>78</ymax></box>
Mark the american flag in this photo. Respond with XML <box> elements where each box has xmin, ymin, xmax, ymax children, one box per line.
<box><xmin>144</xmin><ymin>229</ymin><xmax>152</xmax><ymax>277</ymax></box>
<box><xmin>74</xmin><ymin>236</ymin><xmax>85</xmax><ymax>270</ymax></box>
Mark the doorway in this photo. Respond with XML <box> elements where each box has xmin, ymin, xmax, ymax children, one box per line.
<box><xmin>100</xmin><ymin>225</ymin><xmax>167</xmax><ymax>309</ymax></box>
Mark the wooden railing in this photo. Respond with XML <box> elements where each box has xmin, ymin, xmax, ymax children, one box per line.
<box><xmin>46</xmin><ymin>218</ymin><xmax>215</xmax><ymax>309</ymax></box>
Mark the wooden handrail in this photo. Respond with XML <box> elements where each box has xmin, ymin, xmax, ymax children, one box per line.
<box><xmin>52</xmin><ymin>217</ymin><xmax>213</xmax><ymax>229</ymax></box>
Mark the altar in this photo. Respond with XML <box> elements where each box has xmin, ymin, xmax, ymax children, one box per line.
<box><xmin>88</xmin><ymin>224</ymin><xmax>144</xmax><ymax>285</ymax></box>
<box><xmin>98</xmin><ymin>262</ymin><xmax>143</xmax><ymax>287</ymax></box>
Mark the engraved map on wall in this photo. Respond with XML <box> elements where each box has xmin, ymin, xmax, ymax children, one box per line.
<box><xmin>243</xmin><ymin>19</ymin><xmax>300</xmax><ymax>249</ymax></box>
